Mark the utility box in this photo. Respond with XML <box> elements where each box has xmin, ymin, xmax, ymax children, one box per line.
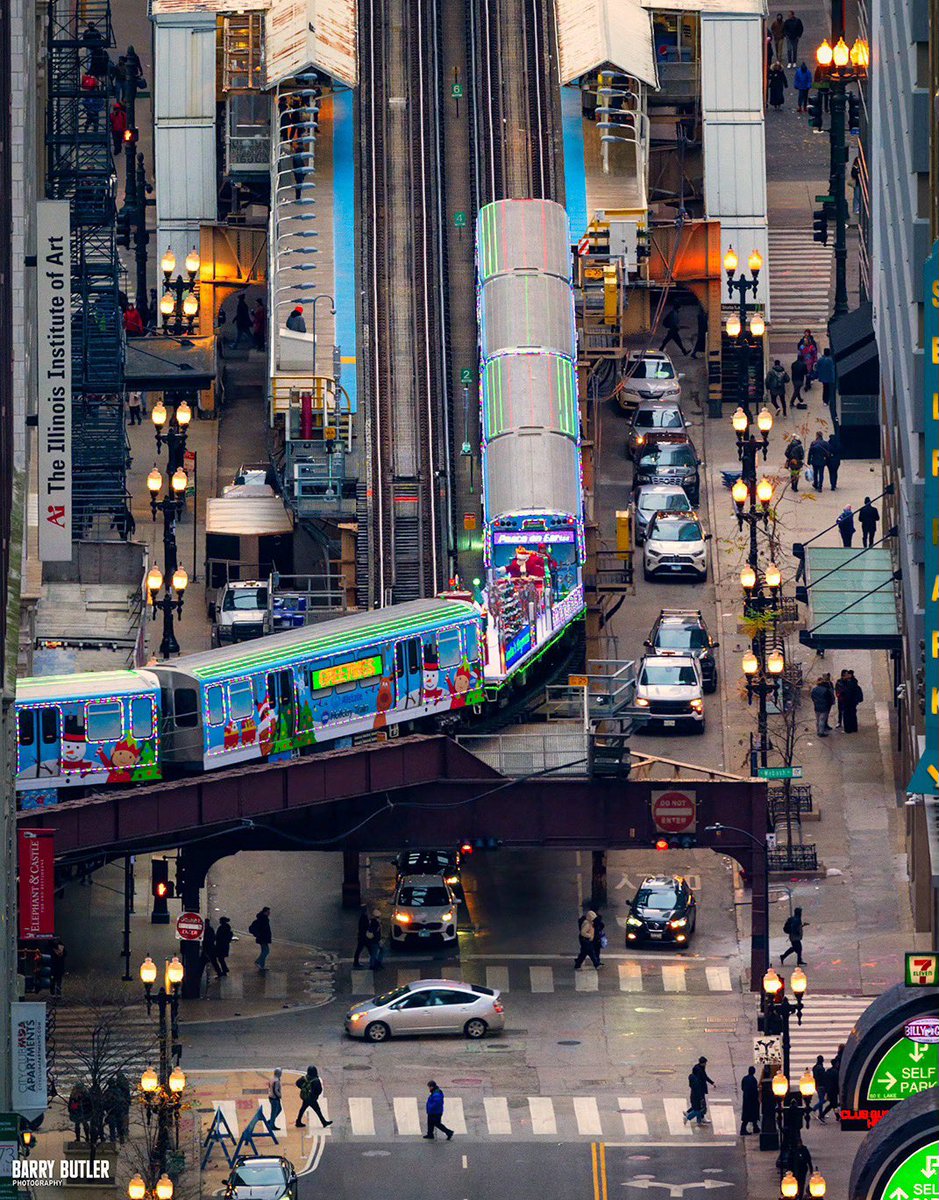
<box><xmin>609</xmin><ymin>220</ymin><xmax>639</xmax><ymax>271</ymax></box>
<box><xmin>616</xmin><ymin>510</ymin><xmax>632</xmax><ymax>558</ymax></box>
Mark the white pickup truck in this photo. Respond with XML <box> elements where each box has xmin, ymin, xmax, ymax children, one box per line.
<box><xmin>211</xmin><ymin>580</ymin><xmax>272</xmax><ymax>645</ymax></box>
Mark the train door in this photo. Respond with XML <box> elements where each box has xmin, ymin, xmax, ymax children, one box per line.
<box><xmin>266</xmin><ymin>669</ymin><xmax>295</xmax><ymax>744</ymax></box>
<box><xmin>16</xmin><ymin>707</ymin><xmax>60</xmax><ymax>779</ymax></box>
<box><xmin>395</xmin><ymin>637</ymin><xmax>422</xmax><ymax>709</ymax></box>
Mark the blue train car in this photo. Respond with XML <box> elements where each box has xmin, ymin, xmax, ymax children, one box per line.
<box><xmin>151</xmin><ymin>599</ymin><xmax>484</xmax><ymax>772</ymax></box>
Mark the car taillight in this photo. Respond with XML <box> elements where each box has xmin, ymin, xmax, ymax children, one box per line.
<box><xmin>493</xmin><ymin>1002</ymin><xmax>504</xmax><ymax>1013</ymax></box>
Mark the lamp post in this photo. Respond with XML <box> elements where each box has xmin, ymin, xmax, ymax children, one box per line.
<box><xmin>311</xmin><ymin>293</ymin><xmax>336</xmax><ymax>376</ymax></box>
<box><xmin>723</xmin><ymin>247</ymin><xmax>764</xmax><ymax>419</ymax></box>
<box><xmin>732</xmin><ymin>473</ymin><xmax>774</xmax><ymax>569</ymax></box>
<box><xmin>159</xmin><ymin>248</ymin><xmax>200</xmax><ymax>335</ymax></box>
<box><xmin>741</xmin><ymin>560</ymin><xmax>782</xmax><ymax>620</ymax></box>
<box><xmin>743</xmin><ymin>641</ymin><xmax>785</xmax><ymax>771</ymax></box>
<box><xmin>150</xmin><ymin>397</ymin><xmax>192</xmax><ymax>474</ymax></box>
<box><xmin>815</xmin><ymin>36</ymin><xmax>869</xmax><ymax>320</ymax></box>
<box><xmin>146</xmin><ymin>467</ymin><xmax>189</xmax><ymax>658</ymax></box>
<box><xmin>137</xmin><ymin>956</ymin><xmax>186</xmax><ymax>1189</ymax></box>
<box><xmin>704</xmin><ymin>821</ymin><xmax>770</xmax><ymax>1007</ymax></box>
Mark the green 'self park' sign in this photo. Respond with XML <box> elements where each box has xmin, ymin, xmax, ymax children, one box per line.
<box><xmin>878</xmin><ymin>1139</ymin><xmax>939</xmax><ymax>1200</ymax></box>
<box><xmin>867</xmin><ymin>1037</ymin><xmax>938</xmax><ymax>1102</ymax></box>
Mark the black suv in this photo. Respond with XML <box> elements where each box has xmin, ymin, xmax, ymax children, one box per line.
<box><xmin>625</xmin><ymin>875</ymin><xmax>697</xmax><ymax>946</ymax></box>
<box><xmin>645</xmin><ymin>609</ymin><xmax>718</xmax><ymax>693</ymax></box>
<box><xmin>394</xmin><ymin>848</ymin><xmax>462</xmax><ymax>894</ymax></box>
<box><xmin>633</xmin><ymin>439</ymin><xmax>701</xmax><ymax>506</ymax></box>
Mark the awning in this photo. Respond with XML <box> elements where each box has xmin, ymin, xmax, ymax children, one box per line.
<box><xmin>829</xmin><ymin>301</ymin><xmax>879</xmax><ymax>396</ymax></box>
<box><xmin>555</xmin><ymin>0</ymin><xmax>659</xmax><ymax>89</ymax></box>
<box><xmin>125</xmin><ymin>336</ymin><xmax>217</xmax><ymax>391</ymax></box>
<box><xmin>265</xmin><ymin>0</ymin><xmax>357</xmax><ymax>88</ymax></box>
<box><xmin>797</xmin><ymin>546</ymin><xmax>902</xmax><ymax>651</ymax></box>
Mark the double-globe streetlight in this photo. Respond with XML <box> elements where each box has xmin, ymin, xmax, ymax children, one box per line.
<box><xmin>150</xmin><ymin>397</ymin><xmax>191</xmax><ymax>474</ymax></box>
<box><xmin>742</xmin><ymin>641</ymin><xmax>785</xmax><ymax>771</ymax></box>
<box><xmin>146</xmin><ymin>466</ymin><xmax>189</xmax><ymax>658</ymax></box>
<box><xmin>723</xmin><ymin>246</ymin><xmax>765</xmax><ymax>421</ymax></box>
<box><xmin>732</xmin><ymin>473</ymin><xmax>774</xmax><ymax>570</ymax></box>
<box><xmin>159</xmin><ymin>248</ymin><xmax>200</xmax><ymax>335</ymax></box>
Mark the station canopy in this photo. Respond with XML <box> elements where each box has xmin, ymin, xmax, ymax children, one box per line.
<box><xmin>555</xmin><ymin>0</ymin><xmax>658</xmax><ymax>89</ymax></box>
<box><xmin>798</xmin><ymin>546</ymin><xmax>902</xmax><ymax>651</ymax></box>
<box><xmin>265</xmin><ymin>0</ymin><xmax>357</xmax><ymax>87</ymax></box>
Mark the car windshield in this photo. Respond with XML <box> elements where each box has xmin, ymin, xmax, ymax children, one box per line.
<box><xmin>638</xmin><ymin>492</ymin><xmax>690</xmax><ymax>513</ymax></box>
<box><xmin>631</xmin><ymin>360</ymin><xmax>675</xmax><ymax>380</ymax></box>
<box><xmin>374</xmin><ymin>985</ymin><xmax>409</xmax><ymax>1005</ymax></box>
<box><xmin>398</xmin><ymin>885</ymin><xmax>450</xmax><ymax>907</ymax></box>
<box><xmin>640</xmin><ymin>444</ymin><xmax>696</xmax><ymax>468</ymax></box>
<box><xmin>639</xmin><ymin>663</ymin><xmax>697</xmax><ymax>686</ymax></box>
<box><xmin>656</xmin><ymin>626</ymin><xmax>708</xmax><ymax>651</ymax></box>
<box><xmin>651</xmin><ymin>520</ymin><xmax>703</xmax><ymax>543</ymax></box>
<box><xmin>222</xmin><ymin>588</ymin><xmax>268</xmax><ymax>611</ymax></box>
<box><xmin>634</xmin><ymin>409</ymin><xmax>683</xmax><ymax>430</ymax></box>
<box><xmin>402</xmin><ymin>852</ymin><xmax>453</xmax><ymax>872</ymax></box>
<box><xmin>232</xmin><ymin>1163</ymin><xmax>286</xmax><ymax>1185</ymax></box>
<box><xmin>636</xmin><ymin>888</ymin><xmax>678</xmax><ymax>910</ymax></box>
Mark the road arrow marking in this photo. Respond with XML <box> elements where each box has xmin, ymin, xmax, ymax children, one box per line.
<box><xmin>623</xmin><ymin>1180</ymin><xmax>734</xmax><ymax>1196</ymax></box>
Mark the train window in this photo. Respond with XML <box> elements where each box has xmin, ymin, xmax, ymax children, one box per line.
<box><xmin>86</xmin><ymin>701</ymin><xmax>123</xmax><ymax>742</ymax></box>
<box><xmin>205</xmin><ymin>685</ymin><xmax>226</xmax><ymax>726</ymax></box>
<box><xmin>228</xmin><ymin>680</ymin><xmax>254</xmax><ymax>721</ymax></box>
<box><xmin>336</xmin><ymin>680</ymin><xmax>357</xmax><ymax>694</ymax></box>
<box><xmin>131</xmin><ymin>698</ymin><xmax>154</xmax><ymax>740</ymax></box>
<box><xmin>41</xmin><ymin>708</ymin><xmax>59</xmax><ymax>744</ymax></box>
<box><xmin>439</xmin><ymin>630</ymin><xmax>461</xmax><ymax>669</ymax></box>
<box><xmin>17</xmin><ymin>711</ymin><xmax>34</xmax><ymax>746</ymax></box>
<box><xmin>408</xmin><ymin>640</ymin><xmax>420</xmax><ymax>674</ymax></box>
<box><xmin>463</xmin><ymin>624</ymin><xmax>479</xmax><ymax>661</ymax></box>
<box><xmin>63</xmin><ymin>712</ymin><xmax>85</xmax><ymax>740</ymax></box>
<box><xmin>174</xmin><ymin>689</ymin><xmax>199</xmax><ymax>729</ymax></box>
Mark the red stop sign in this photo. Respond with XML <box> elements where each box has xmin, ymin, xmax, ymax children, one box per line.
<box><xmin>651</xmin><ymin>789</ymin><xmax>696</xmax><ymax>834</ymax></box>
<box><xmin>176</xmin><ymin>912</ymin><xmax>204</xmax><ymax>941</ymax></box>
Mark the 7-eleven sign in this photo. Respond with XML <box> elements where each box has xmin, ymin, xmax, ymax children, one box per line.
<box><xmin>905</xmin><ymin>952</ymin><xmax>939</xmax><ymax>986</ymax></box>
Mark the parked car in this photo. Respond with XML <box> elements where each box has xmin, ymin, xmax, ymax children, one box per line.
<box><xmin>393</xmin><ymin>848</ymin><xmax>462</xmax><ymax>894</ymax></box>
<box><xmin>645</xmin><ymin>609</ymin><xmax>718</xmax><ymax>693</ymax></box>
<box><xmin>626</xmin><ymin>402</ymin><xmax>688</xmax><ymax>462</ymax></box>
<box><xmin>391</xmin><ymin>874</ymin><xmax>459</xmax><ymax>947</ymax></box>
<box><xmin>625</xmin><ymin>875</ymin><xmax>697</xmax><ymax>946</ymax></box>
<box><xmin>642</xmin><ymin>511</ymin><xmax>709</xmax><ymax>582</ymax></box>
<box><xmin>224</xmin><ymin>1156</ymin><xmax>298</xmax><ymax>1200</ymax></box>
<box><xmin>633</xmin><ymin>484</ymin><xmax>693</xmax><ymax>546</ymax></box>
<box><xmin>211</xmin><ymin>580</ymin><xmax>272</xmax><ymax>645</ymax></box>
<box><xmin>633</xmin><ymin>439</ymin><xmax>701</xmax><ymax>506</ymax></box>
<box><xmin>345</xmin><ymin>979</ymin><xmax>505</xmax><ymax>1042</ymax></box>
<box><xmin>618</xmin><ymin>351</ymin><xmax>681</xmax><ymax>411</ymax></box>
<box><xmin>633</xmin><ymin>653</ymin><xmax>705</xmax><ymax>733</ymax></box>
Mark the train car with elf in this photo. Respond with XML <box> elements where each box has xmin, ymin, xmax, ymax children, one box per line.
<box><xmin>476</xmin><ymin>198</ymin><xmax>585</xmax><ymax>686</ymax></box>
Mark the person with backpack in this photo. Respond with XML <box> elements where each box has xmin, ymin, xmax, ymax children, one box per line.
<box><xmin>364</xmin><ymin>904</ymin><xmax>383</xmax><ymax>970</ymax></box>
<box><xmin>215</xmin><ymin>916</ymin><xmax>233</xmax><ymax>975</ymax></box>
<box><xmin>295</xmin><ymin>1065</ymin><xmax>332</xmax><ymax>1128</ymax></box>
<box><xmin>836</xmin><ymin>505</ymin><xmax>856</xmax><ymax>547</ymax></box>
<box><xmin>785</xmin><ymin>435</ymin><xmax>804</xmax><ymax>492</ymax></box>
<box><xmin>268</xmin><ymin>1068</ymin><xmax>284</xmax><ymax>1128</ymax></box>
<box><xmin>574</xmin><ymin>909</ymin><xmax>601</xmax><ymax>970</ymax></box>
<box><xmin>811</xmin><ymin>1054</ymin><xmax>828</xmax><ymax>1121</ymax></box>
<box><xmin>423</xmin><ymin>1081</ymin><xmax>454</xmax><ymax>1140</ymax></box>
<box><xmin>780</xmin><ymin>906</ymin><xmax>806</xmax><ymax>965</ymax></box>
<box><xmin>765</xmin><ymin>360</ymin><xmax>790</xmax><ymax>415</ymax></box>
<box><xmin>249</xmin><ymin>906</ymin><xmax>272</xmax><ymax>971</ymax></box>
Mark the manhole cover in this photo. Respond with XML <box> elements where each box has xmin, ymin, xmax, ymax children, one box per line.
<box><xmin>626</xmin><ymin>1155</ymin><xmax>652</xmax><ymax>1162</ymax></box>
<box><xmin>558</xmin><ymin>1040</ymin><xmax>581</xmax><ymax>1046</ymax></box>
<box><xmin>452</xmin><ymin>1078</ymin><xmax>484</xmax><ymax>1085</ymax></box>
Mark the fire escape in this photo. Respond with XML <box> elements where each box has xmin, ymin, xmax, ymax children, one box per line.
<box><xmin>45</xmin><ymin>0</ymin><xmax>128</xmax><ymax>538</ymax></box>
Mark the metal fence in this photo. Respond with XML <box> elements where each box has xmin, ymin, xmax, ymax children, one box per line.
<box><xmin>457</xmin><ymin>729</ymin><xmax>589</xmax><ymax>777</ymax></box>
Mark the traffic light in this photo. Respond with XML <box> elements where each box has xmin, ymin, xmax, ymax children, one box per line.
<box><xmin>807</xmin><ymin>91</ymin><xmax>824</xmax><ymax>132</ymax></box>
<box><xmin>812</xmin><ymin>206</ymin><xmax>829</xmax><ymax>245</ymax></box>
<box><xmin>17</xmin><ymin>946</ymin><xmax>51</xmax><ymax>993</ymax></box>
<box><xmin>117</xmin><ymin>206</ymin><xmax>131</xmax><ymax>250</ymax></box>
<box><xmin>653</xmin><ymin>835</ymin><xmax>697</xmax><ymax>850</ymax></box>
<box><xmin>151</xmin><ymin>858</ymin><xmax>172</xmax><ymax>924</ymax></box>
<box><xmin>847</xmin><ymin>92</ymin><xmax>861</xmax><ymax>134</ymax></box>
<box><xmin>472</xmin><ymin>837</ymin><xmax>503</xmax><ymax>851</ymax></box>
<box><xmin>122</xmin><ymin>126</ymin><xmax>139</xmax><ymax>147</ymax></box>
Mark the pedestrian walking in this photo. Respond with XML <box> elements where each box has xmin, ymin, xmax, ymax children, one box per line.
<box><xmin>839</xmin><ymin>670</ymin><xmax>864</xmax><ymax>733</ymax></box>
<box><xmin>291</xmin><ymin>138</ymin><xmax>307</xmax><ymax>201</ymax></box>
<box><xmin>739</xmin><ymin>1066</ymin><xmax>760</xmax><ymax>1134</ymax></box>
<box><xmin>826</xmin><ymin>430</ymin><xmax>842</xmax><ymax>489</ymax></box>
<box><xmin>215</xmin><ymin>916</ymin><xmax>233</xmax><ymax>975</ymax></box>
<box><xmin>111</xmin><ymin>55</ymin><xmax>127</xmax><ymax>102</ymax></box>
<box><xmin>249</xmin><ymin>906</ymin><xmax>272</xmax><ymax>971</ymax></box>
<box><xmin>785</xmin><ymin>435</ymin><xmax>804</xmax><ymax>492</ymax></box>
<box><xmin>768</xmin><ymin>63</ymin><xmax>788</xmax><ymax>110</ymax></box>
<box><xmin>574</xmin><ymin>909</ymin><xmax>601</xmax><ymax>969</ymax></box>
<box><xmin>125</xmin><ymin>45</ymin><xmax>144</xmax><ymax>89</ymax></box>
<box><xmin>814</xmin><ymin>62</ymin><xmax>831</xmax><ymax>111</ymax></box>
<box><xmin>81</xmin><ymin>75</ymin><xmax>103</xmax><ymax>133</ymax></box>
<box><xmin>811</xmin><ymin>1055</ymin><xmax>828</xmax><ymax>1121</ymax></box>
<box><xmin>124</xmin><ymin>304</ymin><xmax>144</xmax><ymax>337</ymax></box>
<box><xmin>424</xmin><ymin>1081</ymin><xmax>454</xmax><ymax>1140</ymax></box>
<box><xmin>683</xmin><ymin>1065</ymin><xmax>709</xmax><ymax>1126</ymax></box>
<box><xmin>770</xmin><ymin>12</ymin><xmax>786</xmax><ymax>61</ymax></box>
<box><xmin>765</xmin><ymin>359</ymin><xmax>790</xmax><ymax>414</ymax></box>
<box><xmin>365</xmin><ymin>904</ymin><xmax>384</xmax><ymax>970</ymax></box>
<box><xmin>109</xmin><ymin>506</ymin><xmax>136</xmax><ymax>541</ymax></box>
<box><xmin>268</xmin><ymin>1068</ymin><xmax>283</xmax><ymax>1128</ymax></box>
<box><xmin>797</xmin><ymin>330</ymin><xmax>819</xmax><ymax>383</ymax></box>
<box><xmin>794</xmin><ymin>1141</ymin><xmax>814</xmax><ymax>1194</ymax></box>
<box><xmin>851</xmin><ymin>155</ymin><xmax>862</xmax><ymax>216</ymax></box>
<box><xmin>836</xmin><ymin>505</ymin><xmax>855</xmax><ymax>547</ymax></box>
<box><xmin>127</xmin><ymin>390</ymin><xmax>143</xmax><ymax>425</ymax></box>
<box><xmin>790</xmin><ymin>356</ymin><xmax>808</xmax><ymax>406</ymax></box>
<box><xmin>285</xmin><ymin>304</ymin><xmax>307</xmax><ymax>333</ymax></box>
<box><xmin>235</xmin><ymin>295</ymin><xmax>252</xmax><ymax>345</ymax></box>
<box><xmin>793</xmin><ymin>61</ymin><xmax>813</xmax><ymax>111</ymax></box>
<box><xmin>807</xmin><ymin>433</ymin><xmax>828</xmax><ymax>492</ymax></box>
<box><xmin>832</xmin><ymin>1044</ymin><xmax>844</xmax><ymax>1073</ymax></box>
<box><xmin>783</xmin><ymin>12</ymin><xmax>804</xmax><ymax>64</ymax></box>
<box><xmin>109</xmin><ymin>100</ymin><xmax>127</xmax><ymax>155</ymax></box>
<box><xmin>50</xmin><ymin>938</ymin><xmax>66</xmax><ymax>996</ymax></box>
<box><xmin>691</xmin><ymin>305</ymin><xmax>708</xmax><ymax>358</ymax></box>
<box><xmin>859</xmin><ymin>497</ymin><xmax>879</xmax><ymax>547</ymax></box>
<box><xmin>200</xmin><ymin>917</ymin><xmax>223</xmax><ymax>980</ymax></box>
<box><xmin>295</xmin><ymin>1065</ymin><xmax>332</xmax><ymax>1128</ymax></box>
<box><xmin>780</xmin><ymin>906</ymin><xmax>806</xmax><ymax>965</ymax></box>
<box><xmin>821</xmin><ymin>1062</ymin><xmax>840</xmax><ymax>1118</ymax></box>
<box><xmin>251</xmin><ymin>298</ymin><xmax>267</xmax><ymax>351</ymax></box>
<box><xmin>810</xmin><ymin>677</ymin><xmax>834</xmax><ymax>736</ymax></box>
<box><xmin>659</xmin><ymin>306</ymin><xmax>688</xmax><ymax>356</ymax></box>
<box><xmin>815</xmin><ymin>347</ymin><xmax>837</xmax><ymax>413</ymax></box>
<box><xmin>353</xmin><ymin>904</ymin><xmax>370</xmax><ymax>968</ymax></box>
<box><xmin>592</xmin><ymin>909</ymin><xmax>607</xmax><ymax>966</ymax></box>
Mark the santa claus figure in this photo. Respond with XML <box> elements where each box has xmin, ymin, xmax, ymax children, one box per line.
<box><xmin>256</xmin><ymin>696</ymin><xmax>277</xmax><ymax>756</ymax></box>
<box><xmin>505</xmin><ymin>545</ymin><xmax>545</xmax><ymax>586</ymax></box>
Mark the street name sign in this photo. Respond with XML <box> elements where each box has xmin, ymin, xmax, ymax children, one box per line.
<box><xmin>905</xmin><ymin>952</ymin><xmax>938</xmax><ymax>986</ymax></box>
<box><xmin>757</xmin><ymin>765</ymin><xmax>803</xmax><ymax>779</ymax></box>
<box><xmin>877</xmin><ymin>1140</ymin><xmax>939</xmax><ymax>1200</ymax></box>
<box><xmin>867</xmin><ymin>1037</ymin><xmax>938</xmax><ymax>1102</ymax></box>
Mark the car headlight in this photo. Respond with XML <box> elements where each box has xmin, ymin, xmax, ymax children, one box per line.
<box><xmin>690</xmin><ymin>699</ymin><xmax>704</xmax><ymax>713</ymax></box>
<box><xmin>442</xmin><ymin>909</ymin><xmax>455</xmax><ymax>922</ymax></box>
<box><xmin>348</xmin><ymin>1012</ymin><xmax>363</xmax><ymax>1022</ymax></box>
<box><xmin>668</xmin><ymin>917</ymin><xmax>688</xmax><ymax>929</ymax></box>
<box><xmin>634</xmin><ymin>435</ymin><xmax>645</xmax><ymax>446</ymax></box>
<box><xmin>626</xmin><ymin>916</ymin><xmax>643</xmax><ymax>927</ymax></box>
<box><xmin>635</xmin><ymin>697</ymin><xmax>650</xmax><ymax>708</ymax></box>
<box><xmin>445</xmin><ymin>875</ymin><xmax>459</xmax><ymax>885</ymax></box>
<box><xmin>395</xmin><ymin>911</ymin><xmax>411</xmax><ymax>924</ymax></box>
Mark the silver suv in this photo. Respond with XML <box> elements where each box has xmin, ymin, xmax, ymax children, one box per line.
<box><xmin>634</xmin><ymin>653</ymin><xmax>705</xmax><ymax>733</ymax></box>
<box><xmin>391</xmin><ymin>874</ymin><xmax>458</xmax><ymax>946</ymax></box>
<box><xmin>345</xmin><ymin>979</ymin><xmax>505</xmax><ymax>1042</ymax></box>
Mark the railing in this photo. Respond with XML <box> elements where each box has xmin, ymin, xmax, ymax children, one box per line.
<box><xmin>543</xmin><ymin>659</ymin><xmax>636</xmax><ymax>721</ymax></box>
<box><xmin>654</xmin><ymin>62</ymin><xmax>700</xmax><ymax>103</ymax></box>
<box><xmin>457</xmin><ymin>728</ymin><xmax>589</xmax><ymax>777</ymax></box>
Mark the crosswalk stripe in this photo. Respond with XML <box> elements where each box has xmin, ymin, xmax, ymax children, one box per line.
<box><xmin>446</xmin><ymin>1097</ymin><xmax>467</xmax><ymax>1135</ymax></box>
<box><xmin>349</xmin><ymin>1097</ymin><xmax>375</xmax><ymax>1135</ymax></box>
<box><xmin>486</xmin><ymin>966</ymin><xmax>510</xmax><ymax>993</ymax></box>
<box><xmin>618</xmin><ymin>962</ymin><xmax>643</xmax><ymax>991</ymax></box>
<box><xmin>303</xmin><ymin>1098</ymin><xmax>331</xmax><ymax>1137</ymax></box>
<box><xmin>350</xmin><ymin>969</ymin><xmax>374</xmax><ymax>995</ymax></box>
<box><xmin>393</xmin><ymin>1097</ymin><xmax>421</xmax><ymax>1135</ymax></box>
<box><xmin>618</xmin><ymin>1097</ymin><xmax>649</xmax><ymax>1136</ymax></box>
<box><xmin>574</xmin><ymin>968</ymin><xmax>599</xmax><ymax>992</ymax></box>
<box><xmin>212</xmin><ymin>1100</ymin><xmax>241</xmax><ymax>1139</ymax></box>
<box><xmin>662</xmin><ymin>964</ymin><xmax>687</xmax><ymax>993</ymax></box>
<box><xmin>574</xmin><ymin>1097</ymin><xmax>603</xmax><ymax>1136</ymax></box>
<box><xmin>709</xmin><ymin>1101</ymin><xmax>737</xmax><ymax>1136</ymax></box>
<box><xmin>528</xmin><ymin>1097</ymin><xmax>557</xmax><ymax>1135</ymax></box>
<box><xmin>787</xmin><ymin>996</ymin><xmax>870</xmax><ymax>1071</ymax></box>
<box><xmin>397</xmin><ymin>968</ymin><xmax>420</xmax><ymax>987</ymax></box>
<box><xmin>529</xmin><ymin>966</ymin><xmax>554</xmax><ymax>993</ymax></box>
<box><xmin>664</xmin><ymin>1097</ymin><xmax>692</xmax><ymax>1136</ymax></box>
<box><xmin>484</xmin><ymin>1096</ymin><xmax>512</xmax><ymax>1134</ymax></box>
<box><xmin>706</xmin><ymin>966</ymin><xmax>732</xmax><ymax>992</ymax></box>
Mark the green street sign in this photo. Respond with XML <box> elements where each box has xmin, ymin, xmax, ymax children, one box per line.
<box><xmin>757</xmin><ymin>765</ymin><xmax>803</xmax><ymax>780</ymax></box>
<box><xmin>451</xmin><ymin>83</ymin><xmax>464</xmax><ymax>98</ymax></box>
<box><xmin>454</xmin><ymin>211</ymin><xmax>467</xmax><ymax>229</ymax></box>
<box><xmin>878</xmin><ymin>1140</ymin><xmax>939</xmax><ymax>1200</ymax></box>
<box><xmin>906</xmin><ymin>951</ymin><xmax>939</xmax><ymax>986</ymax></box>
<box><xmin>815</xmin><ymin>194</ymin><xmax>834</xmax><ymax>203</ymax></box>
<box><xmin>460</xmin><ymin>368</ymin><xmax>474</xmax><ymax>385</ymax></box>
<box><xmin>867</xmin><ymin>1037</ymin><xmax>939</xmax><ymax>1102</ymax></box>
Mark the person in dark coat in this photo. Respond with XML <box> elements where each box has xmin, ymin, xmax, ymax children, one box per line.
<box><xmin>810</xmin><ymin>677</ymin><xmax>834</xmax><ymax>736</ymax></box>
<box><xmin>790</xmin><ymin>355</ymin><xmax>808</xmax><ymax>406</ymax></box>
<box><xmin>811</xmin><ymin>1054</ymin><xmax>828</xmax><ymax>1121</ymax></box>
<box><xmin>780</xmin><ymin>906</ymin><xmax>805</xmax><ymax>965</ymax></box>
<box><xmin>815</xmin><ymin>347</ymin><xmax>837</xmax><ymax>411</ymax></box>
<box><xmin>785</xmin><ymin>435</ymin><xmax>804</xmax><ymax>492</ymax></box>
<box><xmin>859</xmin><ymin>497</ymin><xmax>880</xmax><ymax>547</ymax></box>
<box><xmin>353</xmin><ymin>904</ymin><xmax>370</xmax><ymax>969</ymax></box>
<box><xmin>784</xmin><ymin>13</ymin><xmax>805</xmax><ymax>66</ymax></box>
<box><xmin>807</xmin><ymin>433</ymin><xmax>828</xmax><ymax>491</ymax></box>
<box><xmin>826</xmin><ymin>431</ymin><xmax>842</xmax><ymax>489</ymax></box>
<box><xmin>295</xmin><ymin>1065</ymin><xmax>332</xmax><ymax>1128</ymax></box>
<box><xmin>821</xmin><ymin>1063</ymin><xmax>840</xmax><ymax>1117</ymax></box>
<box><xmin>235</xmin><ymin>295</ymin><xmax>252</xmax><ymax>344</ymax></box>
<box><xmin>794</xmin><ymin>1141</ymin><xmax>814</xmax><ymax>1193</ymax></box>
<box><xmin>215</xmin><ymin>916</ymin><xmax>233</xmax><ymax>975</ymax></box>
<box><xmin>659</xmin><ymin>306</ymin><xmax>688</xmax><ymax>356</ymax></box>
<box><xmin>836</xmin><ymin>506</ymin><xmax>855</xmax><ymax>547</ymax></box>
<box><xmin>285</xmin><ymin>304</ymin><xmax>307</xmax><ymax>333</ymax></box>
<box><xmin>574</xmin><ymin>909</ymin><xmax>601</xmax><ymax>969</ymax></box>
<box><xmin>691</xmin><ymin>306</ymin><xmax>708</xmax><ymax>358</ymax></box>
<box><xmin>684</xmin><ymin>1068</ymin><xmax>708</xmax><ymax>1125</ymax></box>
<box><xmin>739</xmin><ymin>1066</ymin><xmax>760</xmax><ymax>1134</ymax></box>
<box><xmin>424</xmin><ymin>1081</ymin><xmax>454</xmax><ymax>1140</ymax></box>
<box><xmin>839</xmin><ymin>670</ymin><xmax>863</xmax><ymax>733</ymax></box>
<box><xmin>768</xmin><ymin>63</ymin><xmax>788</xmax><ymax>109</ymax></box>
<box><xmin>740</xmin><ymin>434</ymin><xmax>760</xmax><ymax>483</ymax></box>
<box><xmin>200</xmin><ymin>918</ymin><xmax>223</xmax><ymax>980</ymax></box>
<box><xmin>793</xmin><ymin>62</ymin><xmax>813</xmax><ymax>110</ymax></box>
<box><xmin>765</xmin><ymin>360</ymin><xmax>790</xmax><ymax>414</ymax></box>
<box><xmin>249</xmin><ymin>906</ymin><xmax>272</xmax><ymax>970</ymax></box>
<box><xmin>365</xmin><ymin>905</ymin><xmax>383</xmax><ymax>970</ymax></box>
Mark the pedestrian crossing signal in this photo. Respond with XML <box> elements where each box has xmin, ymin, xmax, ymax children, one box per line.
<box><xmin>807</xmin><ymin>92</ymin><xmax>824</xmax><ymax>132</ymax></box>
<box><xmin>812</xmin><ymin>207</ymin><xmax>829</xmax><ymax>245</ymax></box>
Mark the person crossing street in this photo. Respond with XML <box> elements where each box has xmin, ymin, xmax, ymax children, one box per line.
<box><xmin>423</xmin><ymin>1081</ymin><xmax>454</xmax><ymax>1140</ymax></box>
